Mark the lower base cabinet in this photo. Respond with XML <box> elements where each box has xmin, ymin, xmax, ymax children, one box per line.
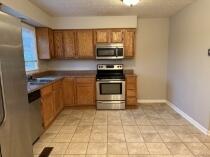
<box><xmin>41</xmin><ymin>80</ymin><xmax>64</xmax><ymax>128</ymax></box>
<box><xmin>126</xmin><ymin>75</ymin><xmax>138</xmax><ymax>105</ymax></box>
<box><xmin>63</xmin><ymin>77</ymin><xmax>96</xmax><ymax>106</ymax></box>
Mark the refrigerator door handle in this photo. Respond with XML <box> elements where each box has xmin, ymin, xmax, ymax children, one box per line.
<box><xmin>0</xmin><ymin>62</ymin><xmax>6</xmax><ymax>127</ymax></box>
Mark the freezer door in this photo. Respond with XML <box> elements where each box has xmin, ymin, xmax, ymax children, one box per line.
<box><xmin>0</xmin><ymin>12</ymin><xmax>33</xmax><ymax>157</ymax></box>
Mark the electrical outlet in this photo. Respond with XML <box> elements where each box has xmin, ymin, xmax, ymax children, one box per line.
<box><xmin>208</xmin><ymin>49</ymin><xmax>210</xmax><ymax>56</ymax></box>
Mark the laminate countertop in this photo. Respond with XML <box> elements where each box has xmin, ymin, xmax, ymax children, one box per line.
<box><xmin>27</xmin><ymin>70</ymin><xmax>135</xmax><ymax>93</ymax></box>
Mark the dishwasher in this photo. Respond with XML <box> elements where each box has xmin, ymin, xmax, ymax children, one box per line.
<box><xmin>28</xmin><ymin>90</ymin><xmax>44</xmax><ymax>144</ymax></box>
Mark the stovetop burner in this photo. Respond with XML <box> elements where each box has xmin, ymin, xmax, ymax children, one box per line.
<box><xmin>96</xmin><ymin>64</ymin><xmax>125</xmax><ymax>80</ymax></box>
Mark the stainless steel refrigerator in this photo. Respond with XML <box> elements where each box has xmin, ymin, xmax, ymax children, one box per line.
<box><xmin>0</xmin><ymin>11</ymin><xmax>33</xmax><ymax>157</ymax></box>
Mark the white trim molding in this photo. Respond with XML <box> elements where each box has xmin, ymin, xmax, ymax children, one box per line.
<box><xmin>138</xmin><ymin>99</ymin><xmax>167</xmax><ymax>104</ymax></box>
<box><xmin>167</xmin><ymin>101</ymin><xmax>209</xmax><ymax>135</ymax></box>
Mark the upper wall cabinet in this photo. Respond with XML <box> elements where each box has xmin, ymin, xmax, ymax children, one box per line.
<box><xmin>76</xmin><ymin>30</ymin><xmax>94</xmax><ymax>58</ymax></box>
<box><xmin>63</xmin><ymin>30</ymin><xmax>76</xmax><ymax>58</ymax></box>
<box><xmin>36</xmin><ymin>28</ymin><xmax>136</xmax><ymax>59</ymax></box>
<box><xmin>36</xmin><ymin>27</ymin><xmax>54</xmax><ymax>59</ymax></box>
<box><xmin>124</xmin><ymin>29</ymin><xmax>136</xmax><ymax>58</ymax></box>
<box><xmin>53</xmin><ymin>31</ymin><xmax>64</xmax><ymax>59</ymax></box>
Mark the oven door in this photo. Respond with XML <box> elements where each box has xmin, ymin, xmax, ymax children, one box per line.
<box><xmin>96</xmin><ymin>80</ymin><xmax>125</xmax><ymax>101</ymax></box>
<box><xmin>96</xmin><ymin>47</ymin><xmax>124</xmax><ymax>59</ymax></box>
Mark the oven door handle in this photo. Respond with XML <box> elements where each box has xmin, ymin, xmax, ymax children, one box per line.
<box><xmin>97</xmin><ymin>80</ymin><xmax>125</xmax><ymax>83</ymax></box>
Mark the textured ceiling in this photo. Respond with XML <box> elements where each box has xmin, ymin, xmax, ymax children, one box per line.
<box><xmin>29</xmin><ymin>0</ymin><xmax>195</xmax><ymax>17</ymax></box>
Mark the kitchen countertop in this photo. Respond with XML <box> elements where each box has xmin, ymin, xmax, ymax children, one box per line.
<box><xmin>27</xmin><ymin>70</ymin><xmax>135</xmax><ymax>94</ymax></box>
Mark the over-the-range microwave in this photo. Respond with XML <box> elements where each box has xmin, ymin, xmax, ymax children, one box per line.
<box><xmin>96</xmin><ymin>43</ymin><xmax>124</xmax><ymax>60</ymax></box>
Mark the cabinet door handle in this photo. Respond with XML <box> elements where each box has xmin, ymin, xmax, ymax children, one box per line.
<box><xmin>0</xmin><ymin>62</ymin><xmax>6</xmax><ymax>127</ymax></box>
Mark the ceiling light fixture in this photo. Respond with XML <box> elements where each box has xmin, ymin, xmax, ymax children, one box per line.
<box><xmin>122</xmin><ymin>0</ymin><xmax>140</xmax><ymax>7</ymax></box>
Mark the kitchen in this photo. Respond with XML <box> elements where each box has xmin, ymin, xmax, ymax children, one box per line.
<box><xmin>0</xmin><ymin>0</ymin><xmax>210</xmax><ymax>157</ymax></box>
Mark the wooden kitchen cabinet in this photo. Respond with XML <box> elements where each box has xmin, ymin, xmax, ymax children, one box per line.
<box><xmin>75</xmin><ymin>77</ymin><xmax>96</xmax><ymax>105</ymax></box>
<box><xmin>76</xmin><ymin>30</ymin><xmax>94</xmax><ymax>58</ymax></box>
<box><xmin>53</xmin><ymin>81</ymin><xmax>63</xmax><ymax>116</ymax></box>
<box><xmin>53</xmin><ymin>31</ymin><xmax>64</xmax><ymax>58</ymax></box>
<box><xmin>63</xmin><ymin>77</ymin><xmax>76</xmax><ymax>106</ymax></box>
<box><xmin>126</xmin><ymin>75</ymin><xmax>137</xmax><ymax>106</ymax></box>
<box><xmin>63</xmin><ymin>30</ymin><xmax>76</xmax><ymax>58</ymax></box>
<box><xmin>95</xmin><ymin>29</ymin><xmax>110</xmax><ymax>43</ymax></box>
<box><xmin>41</xmin><ymin>85</ymin><xmax>54</xmax><ymax>128</ymax></box>
<box><xmin>36</xmin><ymin>27</ymin><xmax>54</xmax><ymax>59</ymax></box>
<box><xmin>124</xmin><ymin>29</ymin><xmax>136</xmax><ymax>58</ymax></box>
<box><xmin>110</xmin><ymin>29</ymin><xmax>124</xmax><ymax>43</ymax></box>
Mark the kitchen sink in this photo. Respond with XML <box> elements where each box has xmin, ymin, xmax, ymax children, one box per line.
<box><xmin>28</xmin><ymin>77</ymin><xmax>58</xmax><ymax>85</ymax></box>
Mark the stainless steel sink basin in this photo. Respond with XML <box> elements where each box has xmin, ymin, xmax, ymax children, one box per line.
<box><xmin>28</xmin><ymin>77</ymin><xmax>58</xmax><ymax>85</ymax></box>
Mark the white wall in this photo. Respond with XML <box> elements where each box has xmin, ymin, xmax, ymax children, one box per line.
<box><xmin>52</xmin><ymin>16</ymin><xmax>137</xmax><ymax>29</ymax></box>
<box><xmin>40</xmin><ymin>18</ymin><xmax>169</xmax><ymax>100</ymax></box>
<box><xmin>168</xmin><ymin>0</ymin><xmax>210</xmax><ymax>130</ymax></box>
<box><xmin>0</xmin><ymin>0</ymin><xmax>52</xmax><ymax>26</ymax></box>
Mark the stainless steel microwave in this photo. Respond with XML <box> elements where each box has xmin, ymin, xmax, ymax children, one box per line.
<box><xmin>96</xmin><ymin>43</ymin><xmax>124</xmax><ymax>60</ymax></box>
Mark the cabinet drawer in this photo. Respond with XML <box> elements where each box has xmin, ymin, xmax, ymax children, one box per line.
<box><xmin>53</xmin><ymin>80</ymin><xmax>62</xmax><ymax>89</ymax></box>
<box><xmin>76</xmin><ymin>77</ymin><xmax>95</xmax><ymax>84</ymax></box>
<box><xmin>127</xmin><ymin>83</ymin><xmax>136</xmax><ymax>90</ymax></box>
<box><xmin>127</xmin><ymin>90</ymin><xmax>136</xmax><ymax>97</ymax></box>
<box><xmin>41</xmin><ymin>85</ymin><xmax>53</xmax><ymax>96</ymax></box>
<box><xmin>126</xmin><ymin>76</ymin><xmax>136</xmax><ymax>84</ymax></box>
<box><xmin>127</xmin><ymin>97</ymin><xmax>137</xmax><ymax>105</ymax></box>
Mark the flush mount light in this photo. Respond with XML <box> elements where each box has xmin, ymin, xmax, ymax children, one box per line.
<box><xmin>122</xmin><ymin>0</ymin><xmax>140</xmax><ymax>6</ymax></box>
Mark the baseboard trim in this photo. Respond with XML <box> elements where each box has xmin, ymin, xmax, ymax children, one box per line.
<box><xmin>138</xmin><ymin>99</ymin><xmax>167</xmax><ymax>104</ymax></box>
<box><xmin>167</xmin><ymin>101</ymin><xmax>209</xmax><ymax>135</ymax></box>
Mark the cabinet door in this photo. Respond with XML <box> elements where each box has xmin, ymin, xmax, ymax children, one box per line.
<box><xmin>63</xmin><ymin>30</ymin><xmax>76</xmax><ymax>58</ymax></box>
<box><xmin>41</xmin><ymin>93</ymin><xmax>54</xmax><ymax>128</ymax></box>
<box><xmin>126</xmin><ymin>75</ymin><xmax>137</xmax><ymax>106</ymax></box>
<box><xmin>53</xmin><ymin>87</ymin><xmax>63</xmax><ymax>116</ymax></box>
<box><xmin>36</xmin><ymin>27</ymin><xmax>54</xmax><ymax>59</ymax></box>
<box><xmin>124</xmin><ymin>29</ymin><xmax>136</xmax><ymax>58</ymax></box>
<box><xmin>53</xmin><ymin>31</ymin><xmax>64</xmax><ymax>58</ymax></box>
<box><xmin>76</xmin><ymin>84</ymin><xmax>95</xmax><ymax>105</ymax></box>
<box><xmin>95</xmin><ymin>29</ymin><xmax>110</xmax><ymax>43</ymax></box>
<box><xmin>63</xmin><ymin>78</ymin><xmax>75</xmax><ymax>106</ymax></box>
<box><xmin>111</xmin><ymin>29</ymin><xmax>123</xmax><ymax>43</ymax></box>
<box><xmin>76</xmin><ymin>30</ymin><xmax>94</xmax><ymax>58</ymax></box>
<box><xmin>48</xmin><ymin>29</ymin><xmax>55</xmax><ymax>58</ymax></box>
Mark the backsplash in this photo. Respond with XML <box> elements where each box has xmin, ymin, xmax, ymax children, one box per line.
<box><xmin>39</xmin><ymin>59</ymin><xmax>136</xmax><ymax>71</ymax></box>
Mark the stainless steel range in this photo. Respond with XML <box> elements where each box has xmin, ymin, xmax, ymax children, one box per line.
<box><xmin>96</xmin><ymin>64</ymin><xmax>125</xmax><ymax>110</ymax></box>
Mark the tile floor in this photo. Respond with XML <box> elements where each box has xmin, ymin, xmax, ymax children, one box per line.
<box><xmin>33</xmin><ymin>103</ymin><xmax>210</xmax><ymax>157</ymax></box>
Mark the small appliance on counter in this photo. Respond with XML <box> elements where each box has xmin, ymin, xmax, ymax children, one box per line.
<box><xmin>96</xmin><ymin>43</ymin><xmax>124</xmax><ymax>60</ymax></box>
<box><xmin>96</xmin><ymin>64</ymin><xmax>125</xmax><ymax>110</ymax></box>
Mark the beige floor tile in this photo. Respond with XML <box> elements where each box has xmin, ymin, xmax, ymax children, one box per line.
<box><xmin>75</xmin><ymin>125</ymin><xmax>92</xmax><ymax>134</ymax></box>
<box><xmin>154</xmin><ymin>126</ymin><xmax>174</xmax><ymax>134</ymax></box>
<box><xmin>53</xmin><ymin>133</ymin><xmax>73</xmax><ymax>142</ymax></box>
<box><xmin>33</xmin><ymin>142</ymin><xmax>49</xmax><ymax>155</ymax></box>
<box><xmin>71</xmin><ymin>133</ymin><xmax>90</xmax><ymax>142</ymax></box>
<box><xmin>65</xmin><ymin>143</ymin><xmax>88</xmax><ymax>154</ymax></box>
<box><xmin>48</xmin><ymin>142</ymin><xmax>69</xmax><ymax>155</ymax></box>
<box><xmin>142</xmin><ymin>133</ymin><xmax>162</xmax><ymax>142</ymax></box>
<box><xmin>90</xmin><ymin>133</ymin><xmax>107</xmax><ymax>142</ymax></box>
<box><xmin>127</xmin><ymin>143</ymin><xmax>149</xmax><ymax>155</ymax></box>
<box><xmin>108</xmin><ymin>133</ymin><xmax>125</xmax><ymax>142</ymax></box>
<box><xmin>176</xmin><ymin>133</ymin><xmax>200</xmax><ymax>143</ymax></box>
<box><xmin>108</xmin><ymin>119</ymin><xmax>122</xmax><ymax>125</ymax></box>
<box><xmin>146</xmin><ymin>143</ymin><xmax>170</xmax><ymax>155</ymax></box>
<box><xmin>63</xmin><ymin>155</ymin><xmax>85</xmax><ymax>157</ymax></box>
<box><xmin>108</xmin><ymin>143</ymin><xmax>128</xmax><ymax>155</ymax></box>
<box><xmin>159</xmin><ymin>132</ymin><xmax>181</xmax><ymax>142</ymax></box>
<box><xmin>86</xmin><ymin>155</ymin><xmax>106</xmax><ymax>157</ymax></box>
<box><xmin>59</xmin><ymin>126</ymin><xmax>77</xmax><ymax>134</ymax></box>
<box><xmin>46</xmin><ymin>126</ymin><xmax>62</xmax><ymax>134</ymax></box>
<box><xmin>108</xmin><ymin>155</ymin><xmax>128</xmax><ymax>157</ymax></box>
<box><xmin>108</xmin><ymin>126</ymin><xmax>124</xmax><ymax>133</ymax></box>
<box><xmin>185</xmin><ymin>142</ymin><xmax>210</xmax><ymax>155</ymax></box>
<box><xmin>39</xmin><ymin>133</ymin><xmax>57</xmax><ymax>143</ymax></box>
<box><xmin>86</xmin><ymin>143</ymin><xmax>107</xmax><ymax>154</ymax></box>
<box><xmin>124</xmin><ymin>132</ymin><xmax>144</xmax><ymax>142</ymax></box>
<box><xmin>194</xmin><ymin>134</ymin><xmax>210</xmax><ymax>143</ymax></box>
<box><xmin>150</xmin><ymin>119</ymin><xmax>167</xmax><ymax>125</ymax></box>
<box><xmin>92</xmin><ymin>126</ymin><xmax>107</xmax><ymax>134</ymax></box>
<box><xmin>139</xmin><ymin>126</ymin><xmax>157</xmax><ymax>134</ymax></box>
<box><xmin>204</xmin><ymin>143</ymin><xmax>210</xmax><ymax>149</ymax></box>
<box><xmin>166</xmin><ymin>143</ymin><xmax>192</xmax><ymax>155</ymax></box>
